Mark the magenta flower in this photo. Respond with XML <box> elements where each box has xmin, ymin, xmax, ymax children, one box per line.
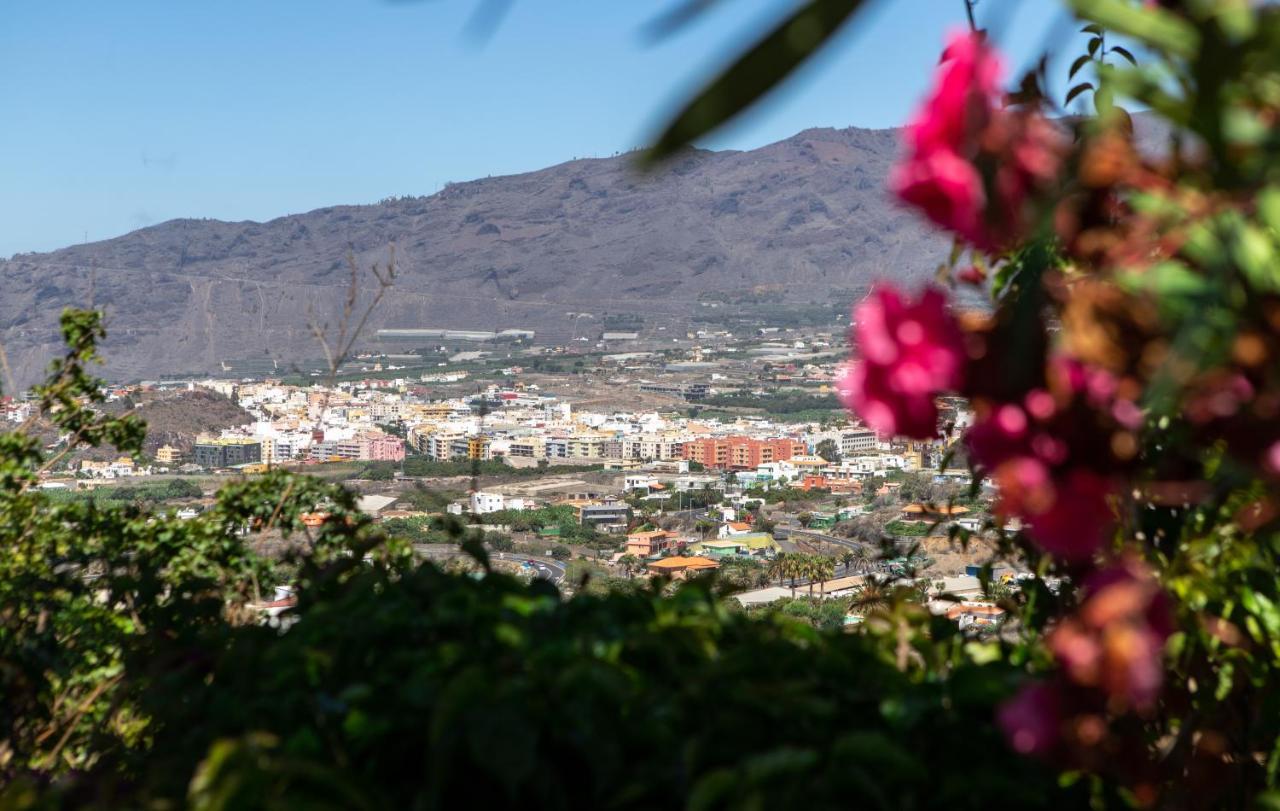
<box><xmin>838</xmin><ymin>285</ymin><xmax>965</xmax><ymax>439</ymax></box>
<box><xmin>1021</xmin><ymin>467</ymin><xmax>1115</xmax><ymax>562</ymax></box>
<box><xmin>966</xmin><ymin>356</ymin><xmax>1136</xmax><ymax>561</ymax></box>
<box><xmin>890</xmin><ymin>149</ymin><xmax>985</xmax><ymax>246</ymax></box>
<box><xmin>890</xmin><ymin>31</ymin><xmax>1001</xmax><ymax>248</ymax></box>
<box><xmin>891</xmin><ymin>30</ymin><xmax>1062</xmax><ymax>252</ymax></box>
<box><xmin>1049</xmin><ymin>560</ymin><xmax>1173</xmax><ymax>712</ymax></box>
<box><xmin>997</xmin><ymin>682</ymin><xmax>1063</xmax><ymax>757</ymax></box>
<box><xmin>904</xmin><ymin>30</ymin><xmax>1002</xmax><ymax>154</ymax></box>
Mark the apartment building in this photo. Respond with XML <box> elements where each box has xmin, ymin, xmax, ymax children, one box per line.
<box><xmin>611</xmin><ymin>434</ymin><xmax>687</xmax><ymax>461</ymax></box>
<box><xmin>154</xmin><ymin>445</ymin><xmax>184</xmax><ymax>465</ymax></box>
<box><xmin>507</xmin><ymin>436</ymin><xmax>546</xmax><ymax>458</ymax></box>
<box><xmin>840</xmin><ymin>429</ymin><xmax>878</xmax><ymax>457</ymax></box>
<box><xmin>682</xmin><ymin>436</ymin><xmax>807</xmax><ymax>470</ymax></box>
<box><xmin>194</xmin><ymin>439</ymin><xmax>262</xmax><ymax>469</ymax></box>
<box><xmin>335</xmin><ymin>431</ymin><xmax>406</xmax><ymax>462</ymax></box>
<box><xmin>566</xmin><ymin>434</ymin><xmax>609</xmax><ymax>460</ymax></box>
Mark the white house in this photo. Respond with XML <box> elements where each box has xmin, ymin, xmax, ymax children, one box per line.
<box><xmin>469</xmin><ymin>491</ymin><xmax>529</xmax><ymax>515</ymax></box>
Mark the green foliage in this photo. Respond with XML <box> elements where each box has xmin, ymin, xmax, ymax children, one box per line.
<box><xmin>0</xmin><ymin>312</ymin><xmax>1082</xmax><ymax>809</ymax></box>
<box><xmin>392</xmin><ymin>483</ymin><xmax>463</xmax><ymax>513</ymax></box>
<box><xmin>748</xmin><ymin>596</ymin><xmax>850</xmax><ymax>631</ymax></box>
<box><xmin>44</xmin><ymin>477</ymin><xmax>205</xmax><ymax>506</ymax></box>
<box><xmin>815</xmin><ymin>438</ymin><xmax>841</xmax><ymax>463</ymax></box>
<box><xmin>883</xmin><ymin>520</ymin><xmax>930</xmax><ymax>538</ymax></box>
<box><xmin>745</xmin><ymin>485</ymin><xmax>830</xmax><ymax>504</ymax></box>
<box><xmin>698</xmin><ymin>390</ymin><xmax>842</xmax><ymax>416</ymax></box>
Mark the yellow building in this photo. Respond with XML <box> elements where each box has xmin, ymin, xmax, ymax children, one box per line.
<box><xmin>155</xmin><ymin>445</ymin><xmax>183</xmax><ymax>465</ymax></box>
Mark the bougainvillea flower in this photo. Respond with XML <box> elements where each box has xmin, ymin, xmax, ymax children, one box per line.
<box><xmin>903</xmin><ymin>30</ymin><xmax>1002</xmax><ymax>154</ymax></box>
<box><xmin>890</xmin><ymin>149</ymin><xmax>985</xmax><ymax>244</ymax></box>
<box><xmin>1049</xmin><ymin>560</ymin><xmax>1173</xmax><ymax>711</ymax></box>
<box><xmin>1022</xmin><ymin>468</ymin><xmax>1115</xmax><ymax>561</ymax></box>
<box><xmin>998</xmin><ymin>682</ymin><xmax>1063</xmax><ymax>757</ymax></box>
<box><xmin>838</xmin><ymin>285</ymin><xmax>965</xmax><ymax>438</ymax></box>
<box><xmin>892</xmin><ymin>30</ymin><xmax>1062</xmax><ymax>252</ymax></box>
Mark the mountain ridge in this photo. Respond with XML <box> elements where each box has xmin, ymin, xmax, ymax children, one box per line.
<box><xmin>0</xmin><ymin>124</ymin><xmax>947</xmax><ymax>386</ymax></box>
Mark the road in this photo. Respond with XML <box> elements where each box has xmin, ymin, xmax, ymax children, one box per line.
<box><xmin>495</xmin><ymin>552</ymin><xmax>567</xmax><ymax>585</ymax></box>
<box><xmin>412</xmin><ymin>544</ymin><xmax>567</xmax><ymax>585</ymax></box>
<box><xmin>775</xmin><ymin>526</ymin><xmax>867</xmax><ymax>552</ymax></box>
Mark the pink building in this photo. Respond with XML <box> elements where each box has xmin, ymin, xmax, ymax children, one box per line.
<box><xmin>336</xmin><ymin>431</ymin><xmax>406</xmax><ymax>462</ymax></box>
<box><xmin>364</xmin><ymin>432</ymin><xmax>405</xmax><ymax>461</ymax></box>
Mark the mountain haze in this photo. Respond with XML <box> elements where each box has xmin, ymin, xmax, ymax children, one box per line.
<box><xmin>0</xmin><ymin>126</ymin><xmax>947</xmax><ymax>385</ymax></box>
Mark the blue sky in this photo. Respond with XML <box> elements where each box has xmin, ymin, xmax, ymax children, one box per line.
<box><xmin>0</xmin><ymin>0</ymin><xmax>1068</xmax><ymax>257</ymax></box>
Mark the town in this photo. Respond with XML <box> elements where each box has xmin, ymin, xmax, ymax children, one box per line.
<box><xmin>4</xmin><ymin>322</ymin><xmax>1020</xmax><ymax>632</ymax></box>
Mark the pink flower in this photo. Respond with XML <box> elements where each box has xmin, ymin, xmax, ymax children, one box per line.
<box><xmin>905</xmin><ymin>30</ymin><xmax>1003</xmax><ymax>154</ymax></box>
<box><xmin>998</xmin><ymin>682</ymin><xmax>1063</xmax><ymax>757</ymax></box>
<box><xmin>889</xmin><ymin>149</ymin><xmax>985</xmax><ymax>244</ymax></box>
<box><xmin>838</xmin><ymin>285</ymin><xmax>965</xmax><ymax>439</ymax></box>
<box><xmin>1049</xmin><ymin>560</ymin><xmax>1172</xmax><ymax>711</ymax></box>
<box><xmin>965</xmin><ymin>356</ymin><xmax>1134</xmax><ymax>561</ymax></box>
<box><xmin>1021</xmin><ymin>468</ymin><xmax>1115</xmax><ymax>561</ymax></box>
<box><xmin>891</xmin><ymin>31</ymin><xmax>1062</xmax><ymax>252</ymax></box>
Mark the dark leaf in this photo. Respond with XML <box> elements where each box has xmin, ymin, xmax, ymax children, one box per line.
<box><xmin>1070</xmin><ymin>0</ymin><xmax>1199</xmax><ymax>58</ymax></box>
<box><xmin>1109</xmin><ymin>44</ymin><xmax>1138</xmax><ymax>65</ymax></box>
<box><xmin>642</xmin><ymin>0</ymin><xmax>729</xmax><ymax>41</ymax></box>
<box><xmin>1087</xmin><ymin>36</ymin><xmax>1102</xmax><ymax>56</ymax></box>
<box><xmin>1065</xmin><ymin>82</ymin><xmax>1095</xmax><ymax>105</ymax></box>
<box><xmin>644</xmin><ymin>0</ymin><xmax>873</xmax><ymax>164</ymax></box>
<box><xmin>1080</xmin><ymin>23</ymin><xmax>1104</xmax><ymax>34</ymax></box>
<box><xmin>1006</xmin><ymin>70</ymin><xmax>1044</xmax><ymax>106</ymax></box>
<box><xmin>1068</xmin><ymin>54</ymin><xmax>1091</xmax><ymax>79</ymax></box>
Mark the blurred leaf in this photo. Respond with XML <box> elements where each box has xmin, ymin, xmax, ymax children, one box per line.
<box><xmin>1258</xmin><ymin>186</ymin><xmax>1280</xmax><ymax>234</ymax></box>
<box><xmin>1070</xmin><ymin>0</ymin><xmax>1199</xmax><ymax>58</ymax></box>
<box><xmin>1109</xmin><ymin>44</ymin><xmax>1137</xmax><ymax>65</ymax></box>
<box><xmin>1224</xmin><ymin>106</ymin><xmax>1268</xmax><ymax>146</ymax></box>
<box><xmin>643</xmin><ymin>0</ymin><xmax>728</xmax><ymax>40</ymax></box>
<box><xmin>1065</xmin><ymin>82</ymin><xmax>1095</xmax><ymax>105</ymax></box>
<box><xmin>1068</xmin><ymin>54</ymin><xmax>1092</xmax><ymax>79</ymax></box>
<box><xmin>644</xmin><ymin>0</ymin><xmax>873</xmax><ymax>164</ymax></box>
<box><xmin>1093</xmin><ymin>82</ymin><xmax>1115</xmax><ymax>115</ymax></box>
<box><xmin>1231</xmin><ymin>223</ymin><xmax>1280</xmax><ymax>292</ymax></box>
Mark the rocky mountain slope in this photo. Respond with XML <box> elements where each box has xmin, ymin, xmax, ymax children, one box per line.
<box><xmin>0</xmin><ymin>126</ymin><xmax>949</xmax><ymax>385</ymax></box>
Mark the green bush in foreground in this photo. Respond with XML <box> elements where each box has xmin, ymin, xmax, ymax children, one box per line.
<box><xmin>0</xmin><ymin>313</ymin><xmax>1077</xmax><ymax>810</ymax></box>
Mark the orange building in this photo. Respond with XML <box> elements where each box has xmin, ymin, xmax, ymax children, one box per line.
<box><xmin>646</xmin><ymin>556</ymin><xmax>719</xmax><ymax>580</ymax></box>
<box><xmin>682</xmin><ymin>436</ymin><xmax>807</xmax><ymax>470</ymax></box>
<box><xmin>625</xmin><ymin>529</ymin><xmax>673</xmax><ymax>557</ymax></box>
<box><xmin>799</xmin><ymin>475</ymin><xmax>861</xmax><ymax>494</ymax></box>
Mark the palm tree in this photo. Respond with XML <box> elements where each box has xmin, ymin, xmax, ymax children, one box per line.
<box><xmin>840</xmin><ymin>550</ymin><xmax>856</xmax><ymax>575</ymax></box>
<box><xmin>849</xmin><ymin>577</ymin><xmax>892</xmax><ymax>614</ymax></box>
<box><xmin>815</xmin><ymin>556</ymin><xmax>836</xmax><ymax>598</ymax></box>
<box><xmin>851</xmin><ymin>545</ymin><xmax>873</xmax><ymax>574</ymax></box>
<box><xmin>770</xmin><ymin>553</ymin><xmax>801</xmax><ymax>596</ymax></box>
<box><xmin>618</xmin><ymin>554</ymin><xmax>640</xmax><ymax>579</ymax></box>
<box><xmin>805</xmin><ymin>555</ymin><xmax>822</xmax><ymax>597</ymax></box>
<box><xmin>767</xmin><ymin>554</ymin><xmax>787</xmax><ymax>588</ymax></box>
